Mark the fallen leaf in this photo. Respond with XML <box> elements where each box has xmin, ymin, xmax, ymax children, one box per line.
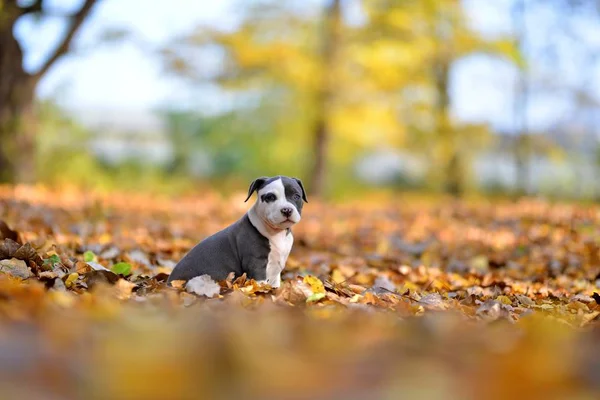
<box><xmin>331</xmin><ymin>269</ymin><xmax>346</xmax><ymax>284</ymax></box>
<box><xmin>87</xmin><ymin>261</ymin><xmax>110</xmax><ymax>272</ymax></box>
<box><xmin>115</xmin><ymin>279</ymin><xmax>137</xmax><ymax>300</ymax></box>
<box><xmin>306</xmin><ymin>292</ymin><xmax>326</xmax><ymax>303</ymax></box>
<box><xmin>373</xmin><ymin>275</ymin><xmax>396</xmax><ymax>292</ymax></box>
<box><xmin>12</xmin><ymin>242</ymin><xmax>43</xmax><ymax>265</ymax></box>
<box><xmin>43</xmin><ymin>254</ymin><xmax>61</xmax><ymax>269</ymax></box>
<box><xmin>170</xmin><ymin>280</ymin><xmax>186</xmax><ymax>290</ymax></box>
<box><xmin>84</xmin><ymin>251</ymin><xmax>97</xmax><ymax>262</ymax></box>
<box><xmin>516</xmin><ymin>295</ymin><xmax>535</xmax><ymax>306</ymax></box>
<box><xmin>0</xmin><ymin>221</ymin><xmax>20</xmax><ymax>243</ymax></box>
<box><xmin>0</xmin><ymin>239</ymin><xmax>21</xmax><ymax>260</ymax></box>
<box><xmin>111</xmin><ymin>262</ymin><xmax>132</xmax><ymax>276</ymax></box>
<box><xmin>496</xmin><ymin>295</ymin><xmax>513</xmax><ymax>305</ymax></box>
<box><xmin>83</xmin><ymin>270</ymin><xmax>119</xmax><ymax>288</ymax></box>
<box><xmin>303</xmin><ymin>274</ymin><xmax>325</xmax><ymax>294</ymax></box>
<box><xmin>65</xmin><ymin>272</ymin><xmax>79</xmax><ymax>288</ymax></box>
<box><xmin>419</xmin><ymin>293</ymin><xmax>447</xmax><ymax>310</ymax></box>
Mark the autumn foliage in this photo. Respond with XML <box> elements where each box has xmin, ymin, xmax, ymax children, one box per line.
<box><xmin>1</xmin><ymin>185</ymin><xmax>600</xmax><ymax>399</ymax></box>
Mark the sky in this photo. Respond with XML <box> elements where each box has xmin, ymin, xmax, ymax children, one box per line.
<box><xmin>16</xmin><ymin>0</ymin><xmax>237</xmax><ymax>112</ymax></box>
<box><xmin>13</xmin><ymin>0</ymin><xmax>600</xmax><ymax>135</ymax></box>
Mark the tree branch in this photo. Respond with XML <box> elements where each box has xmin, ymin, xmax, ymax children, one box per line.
<box><xmin>33</xmin><ymin>0</ymin><xmax>98</xmax><ymax>80</ymax></box>
<box><xmin>19</xmin><ymin>0</ymin><xmax>44</xmax><ymax>16</ymax></box>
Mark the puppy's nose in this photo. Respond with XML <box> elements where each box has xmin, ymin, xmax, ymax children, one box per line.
<box><xmin>281</xmin><ymin>208</ymin><xmax>293</xmax><ymax>218</ymax></box>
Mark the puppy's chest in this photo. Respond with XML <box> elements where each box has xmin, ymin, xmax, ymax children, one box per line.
<box><xmin>267</xmin><ymin>232</ymin><xmax>293</xmax><ymax>270</ymax></box>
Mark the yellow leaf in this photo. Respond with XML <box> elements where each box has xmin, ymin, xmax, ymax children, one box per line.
<box><xmin>169</xmin><ymin>280</ymin><xmax>186</xmax><ymax>290</ymax></box>
<box><xmin>355</xmin><ymin>273</ymin><xmax>372</xmax><ymax>286</ymax></box>
<box><xmin>359</xmin><ymin>292</ymin><xmax>378</xmax><ymax>305</ymax></box>
<box><xmin>496</xmin><ymin>295</ymin><xmax>512</xmax><ymax>305</ymax></box>
<box><xmin>303</xmin><ymin>275</ymin><xmax>325</xmax><ymax>295</ymax></box>
<box><xmin>115</xmin><ymin>279</ymin><xmax>136</xmax><ymax>300</ymax></box>
<box><xmin>400</xmin><ymin>282</ymin><xmax>419</xmax><ymax>292</ymax></box>
<box><xmin>98</xmin><ymin>233</ymin><xmax>112</xmax><ymax>245</ymax></box>
<box><xmin>331</xmin><ymin>269</ymin><xmax>345</xmax><ymax>284</ymax></box>
<box><xmin>349</xmin><ymin>294</ymin><xmax>362</xmax><ymax>303</ymax></box>
<box><xmin>65</xmin><ymin>272</ymin><xmax>79</xmax><ymax>288</ymax></box>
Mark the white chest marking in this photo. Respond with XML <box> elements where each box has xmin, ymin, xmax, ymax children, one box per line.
<box><xmin>265</xmin><ymin>230</ymin><xmax>293</xmax><ymax>288</ymax></box>
<box><xmin>247</xmin><ymin>207</ymin><xmax>294</xmax><ymax>288</ymax></box>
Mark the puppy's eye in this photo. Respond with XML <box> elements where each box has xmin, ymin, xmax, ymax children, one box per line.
<box><xmin>293</xmin><ymin>193</ymin><xmax>301</xmax><ymax>201</ymax></box>
<box><xmin>261</xmin><ymin>193</ymin><xmax>276</xmax><ymax>203</ymax></box>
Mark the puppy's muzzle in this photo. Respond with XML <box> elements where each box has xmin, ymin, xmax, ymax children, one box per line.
<box><xmin>281</xmin><ymin>208</ymin><xmax>293</xmax><ymax>218</ymax></box>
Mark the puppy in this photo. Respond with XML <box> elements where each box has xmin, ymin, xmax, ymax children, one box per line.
<box><xmin>167</xmin><ymin>176</ymin><xmax>307</xmax><ymax>288</ymax></box>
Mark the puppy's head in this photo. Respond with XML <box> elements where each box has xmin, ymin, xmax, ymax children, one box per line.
<box><xmin>245</xmin><ymin>176</ymin><xmax>308</xmax><ymax>230</ymax></box>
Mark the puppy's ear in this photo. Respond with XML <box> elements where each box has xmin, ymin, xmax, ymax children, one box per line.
<box><xmin>244</xmin><ymin>177</ymin><xmax>269</xmax><ymax>202</ymax></box>
<box><xmin>294</xmin><ymin>178</ymin><xmax>308</xmax><ymax>203</ymax></box>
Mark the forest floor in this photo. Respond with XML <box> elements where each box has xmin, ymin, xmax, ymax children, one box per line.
<box><xmin>1</xmin><ymin>185</ymin><xmax>600</xmax><ymax>399</ymax></box>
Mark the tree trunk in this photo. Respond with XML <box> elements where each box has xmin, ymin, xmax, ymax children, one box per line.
<box><xmin>0</xmin><ymin>11</ymin><xmax>36</xmax><ymax>183</ymax></box>
<box><xmin>434</xmin><ymin>56</ymin><xmax>463</xmax><ymax>197</ymax></box>
<box><xmin>0</xmin><ymin>0</ymin><xmax>97</xmax><ymax>184</ymax></box>
<box><xmin>309</xmin><ymin>0</ymin><xmax>341</xmax><ymax>197</ymax></box>
<box><xmin>310</xmin><ymin>119</ymin><xmax>328</xmax><ymax>197</ymax></box>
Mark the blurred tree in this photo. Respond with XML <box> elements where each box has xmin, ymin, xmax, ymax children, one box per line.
<box><xmin>34</xmin><ymin>100</ymin><xmax>105</xmax><ymax>187</ymax></box>
<box><xmin>360</xmin><ymin>0</ymin><xmax>520</xmax><ymax>196</ymax></box>
<box><xmin>0</xmin><ymin>0</ymin><xmax>97</xmax><ymax>183</ymax></box>
<box><xmin>162</xmin><ymin>97</ymin><xmax>291</xmax><ymax>181</ymax></box>
<box><xmin>310</xmin><ymin>0</ymin><xmax>341</xmax><ymax>197</ymax></box>
<box><xmin>164</xmin><ymin>0</ymin><xmax>521</xmax><ymax>197</ymax></box>
<box><xmin>163</xmin><ymin>0</ymin><xmax>408</xmax><ymax>197</ymax></box>
<box><xmin>162</xmin><ymin>111</ymin><xmax>203</xmax><ymax>175</ymax></box>
<box><xmin>511</xmin><ymin>0</ymin><xmax>531</xmax><ymax>196</ymax></box>
<box><xmin>509</xmin><ymin>0</ymin><xmax>600</xmax><ymax>198</ymax></box>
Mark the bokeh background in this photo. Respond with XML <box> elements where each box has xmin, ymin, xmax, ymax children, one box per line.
<box><xmin>1</xmin><ymin>0</ymin><xmax>600</xmax><ymax>199</ymax></box>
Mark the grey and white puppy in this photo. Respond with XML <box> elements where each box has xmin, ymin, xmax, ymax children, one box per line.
<box><xmin>167</xmin><ymin>176</ymin><xmax>308</xmax><ymax>288</ymax></box>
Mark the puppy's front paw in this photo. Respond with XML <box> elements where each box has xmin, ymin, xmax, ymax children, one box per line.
<box><xmin>267</xmin><ymin>275</ymin><xmax>281</xmax><ymax>289</ymax></box>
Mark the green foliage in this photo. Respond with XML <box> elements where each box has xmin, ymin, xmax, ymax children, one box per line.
<box><xmin>84</xmin><ymin>251</ymin><xmax>97</xmax><ymax>263</ymax></box>
<box><xmin>43</xmin><ymin>254</ymin><xmax>61</xmax><ymax>268</ymax></box>
<box><xmin>35</xmin><ymin>101</ymin><xmax>106</xmax><ymax>187</ymax></box>
<box><xmin>28</xmin><ymin>2</ymin><xmax>594</xmax><ymax>201</ymax></box>
<box><xmin>111</xmin><ymin>262</ymin><xmax>132</xmax><ymax>276</ymax></box>
<box><xmin>306</xmin><ymin>292</ymin><xmax>326</xmax><ymax>303</ymax></box>
<box><xmin>34</xmin><ymin>101</ymin><xmax>193</xmax><ymax>195</ymax></box>
<box><xmin>158</xmin><ymin>0</ymin><xmax>522</xmax><ymax>196</ymax></box>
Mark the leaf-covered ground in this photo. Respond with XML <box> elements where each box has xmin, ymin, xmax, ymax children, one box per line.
<box><xmin>2</xmin><ymin>185</ymin><xmax>600</xmax><ymax>399</ymax></box>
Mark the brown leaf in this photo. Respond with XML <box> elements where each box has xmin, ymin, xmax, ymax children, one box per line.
<box><xmin>418</xmin><ymin>293</ymin><xmax>448</xmax><ymax>310</ymax></box>
<box><xmin>38</xmin><ymin>271</ymin><xmax>58</xmax><ymax>280</ymax></box>
<box><xmin>115</xmin><ymin>279</ymin><xmax>137</xmax><ymax>300</ymax></box>
<box><xmin>0</xmin><ymin>221</ymin><xmax>20</xmax><ymax>244</ymax></box>
<box><xmin>276</xmin><ymin>281</ymin><xmax>308</xmax><ymax>305</ymax></box>
<box><xmin>0</xmin><ymin>239</ymin><xmax>20</xmax><ymax>260</ymax></box>
<box><xmin>232</xmin><ymin>273</ymin><xmax>247</xmax><ymax>287</ymax></box>
<box><xmin>152</xmin><ymin>272</ymin><xmax>170</xmax><ymax>282</ymax></box>
<box><xmin>224</xmin><ymin>272</ymin><xmax>236</xmax><ymax>288</ymax></box>
<box><xmin>348</xmin><ymin>284</ymin><xmax>366</xmax><ymax>294</ymax></box>
<box><xmin>170</xmin><ymin>279</ymin><xmax>186</xmax><ymax>290</ymax></box>
<box><xmin>324</xmin><ymin>280</ymin><xmax>355</xmax><ymax>298</ymax></box>
<box><xmin>82</xmin><ymin>270</ymin><xmax>120</xmax><ymax>288</ymax></box>
<box><xmin>75</xmin><ymin>261</ymin><xmax>92</xmax><ymax>274</ymax></box>
<box><xmin>13</xmin><ymin>242</ymin><xmax>44</xmax><ymax>265</ymax></box>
